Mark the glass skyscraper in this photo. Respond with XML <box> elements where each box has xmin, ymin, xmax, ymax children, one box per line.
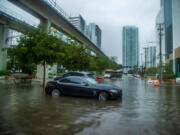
<box><xmin>147</xmin><ymin>46</ymin><xmax>156</xmax><ymax>68</ymax></box>
<box><xmin>161</xmin><ymin>0</ymin><xmax>173</xmax><ymax>59</ymax></box>
<box><xmin>157</xmin><ymin>0</ymin><xmax>180</xmax><ymax>77</ymax></box>
<box><xmin>122</xmin><ymin>26</ymin><xmax>139</xmax><ymax>73</ymax></box>
<box><xmin>69</xmin><ymin>15</ymin><xmax>86</xmax><ymax>35</ymax></box>
<box><xmin>88</xmin><ymin>23</ymin><xmax>102</xmax><ymax>48</ymax></box>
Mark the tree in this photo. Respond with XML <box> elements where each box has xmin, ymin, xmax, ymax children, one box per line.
<box><xmin>88</xmin><ymin>56</ymin><xmax>98</xmax><ymax>71</ymax></box>
<box><xmin>7</xmin><ymin>27</ymin><xmax>66</xmax><ymax>91</ymax></box>
<box><xmin>146</xmin><ymin>67</ymin><xmax>158</xmax><ymax>75</ymax></box>
<box><xmin>116</xmin><ymin>64</ymin><xmax>122</xmax><ymax>70</ymax></box>
<box><xmin>7</xmin><ymin>46</ymin><xmax>37</xmax><ymax>74</ymax></box>
<box><xmin>108</xmin><ymin>56</ymin><xmax>122</xmax><ymax>70</ymax></box>
<box><xmin>61</xmin><ymin>40</ymin><xmax>91</xmax><ymax>71</ymax></box>
<box><xmin>87</xmin><ymin>56</ymin><xmax>121</xmax><ymax>73</ymax></box>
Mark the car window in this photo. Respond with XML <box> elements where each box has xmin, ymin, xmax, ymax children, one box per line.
<box><xmin>86</xmin><ymin>78</ymin><xmax>98</xmax><ymax>84</ymax></box>
<box><xmin>59</xmin><ymin>78</ymin><xmax>71</xmax><ymax>83</ymax></box>
<box><xmin>63</xmin><ymin>73</ymin><xmax>71</xmax><ymax>77</ymax></box>
<box><xmin>71</xmin><ymin>72</ymin><xmax>84</xmax><ymax>77</ymax></box>
<box><xmin>87</xmin><ymin>74</ymin><xmax>95</xmax><ymax>79</ymax></box>
<box><xmin>69</xmin><ymin>78</ymin><xmax>84</xmax><ymax>84</ymax></box>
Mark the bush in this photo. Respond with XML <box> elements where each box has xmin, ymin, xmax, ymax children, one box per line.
<box><xmin>162</xmin><ymin>73</ymin><xmax>176</xmax><ymax>80</ymax></box>
<box><xmin>0</xmin><ymin>70</ymin><xmax>11</xmax><ymax>76</ymax></box>
<box><xmin>162</xmin><ymin>63</ymin><xmax>176</xmax><ymax>80</ymax></box>
<box><xmin>146</xmin><ymin>67</ymin><xmax>157</xmax><ymax>75</ymax></box>
<box><xmin>128</xmin><ymin>70</ymin><xmax>134</xmax><ymax>74</ymax></box>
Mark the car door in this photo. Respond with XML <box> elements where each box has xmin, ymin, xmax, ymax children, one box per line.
<box><xmin>78</xmin><ymin>83</ymin><xmax>95</xmax><ymax>97</ymax></box>
<box><xmin>59</xmin><ymin>78</ymin><xmax>76</xmax><ymax>96</ymax></box>
<box><xmin>69</xmin><ymin>78</ymin><xmax>94</xmax><ymax>97</ymax></box>
<box><xmin>59</xmin><ymin>77</ymin><xmax>85</xmax><ymax>96</ymax></box>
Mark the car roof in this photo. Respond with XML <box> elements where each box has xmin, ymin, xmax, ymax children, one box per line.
<box><xmin>64</xmin><ymin>76</ymin><xmax>86</xmax><ymax>80</ymax></box>
<box><xmin>68</xmin><ymin>71</ymin><xmax>94</xmax><ymax>75</ymax></box>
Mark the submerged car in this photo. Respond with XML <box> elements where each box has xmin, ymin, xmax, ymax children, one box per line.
<box><xmin>46</xmin><ymin>76</ymin><xmax>122</xmax><ymax>101</ymax></box>
<box><xmin>54</xmin><ymin>71</ymin><xmax>95</xmax><ymax>80</ymax></box>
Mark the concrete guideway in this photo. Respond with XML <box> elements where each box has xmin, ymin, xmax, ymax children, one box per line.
<box><xmin>0</xmin><ymin>10</ymin><xmax>35</xmax><ymax>33</ymax></box>
<box><xmin>8</xmin><ymin>0</ymin><xmax>105</xmax><ymax>56</ymax></box>
<box><xmin>0</xmin><ymin>10</ymin><xmax>35</xmax><ymax>70</ymax></box>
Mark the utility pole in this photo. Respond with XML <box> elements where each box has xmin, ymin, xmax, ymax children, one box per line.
<box><xmin>140</xmin><ymin>52</ymin><xmax>144</xmax><ymax>76</ymax></box>
<box><xmin>157</xmin><ymin>23</ymin><xmax>164</xmax><ymax>84</ymax></box>
<box><xmin>143</xmin><ymin>47</ymin><xmax>148</xmax><ymax>74</ymax></box>
<box><xmin>140</xmin><ymin>53</ymin><xmax>143</xmax><ymax>69</ymax></box>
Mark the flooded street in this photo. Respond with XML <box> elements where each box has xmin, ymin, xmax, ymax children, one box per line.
<box><xmin>0</xmin><ymin>75</ymin><xmax>180</xmax><ymax>135</ymax></box>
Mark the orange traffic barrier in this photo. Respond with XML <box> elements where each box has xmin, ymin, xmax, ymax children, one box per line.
<box><xmin>162</xmin><ymin>80</ymin><xmax>166</xmax><ymax>84</ymax></box>
<box><xmin>172</xmin><ymin>80</ymin><xmax>176</xmax><ymax>84</ymax></box>
<box><xmin>157</xmin><ymin>80</ymin><xmax>160</xmax><ymax>87</ymax></box>
<box><xmin>152</xmin><ymin>80</ymin><xmax>155</xmax><ymax>87</ymax></box>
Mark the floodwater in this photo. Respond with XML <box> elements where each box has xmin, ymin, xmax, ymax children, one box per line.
<box><xmin>0</xmin><ymin>75</ymin><xmax>180</xmax><ymax>135</ymax></box>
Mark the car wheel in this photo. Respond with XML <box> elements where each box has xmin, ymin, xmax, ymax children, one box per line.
<box><xmin>98</xmin><ymin>92</ymin><xmax>108</xmax><ymax>101</ymax></box>
<box><xmin>51</xmin><ymin>89</ymin><xmax>61</xmax><ymax>97</ymax></box>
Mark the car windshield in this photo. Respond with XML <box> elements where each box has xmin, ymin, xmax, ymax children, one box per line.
<box><xmin>86</xmin><ymin>78</ymin><xmax>98</xmax><ymax>84</ymax></box>
<box><xmin>87</xmin><ymin>73</ymin><xmax>95</xmax><ymax>79</ymax></box>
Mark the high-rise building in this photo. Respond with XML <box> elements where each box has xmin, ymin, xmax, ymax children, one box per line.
<box><xmin>122</xmin><ymin>26</ymin><xmax>139</xmax><ymax>73</ymax></box>
<box><xmin>88</xmin><ymin>23</ymin><xmax>102</xmax><ymax>48</ymax></box>
<box><xmin>85</xmin><ymin>25</ymin><xmax>91</xmax><ymax>40</ymax></box>
<box><xmin>147</xmin><ymin>46</ymin><xmax>156</xmax><ymax>68</ymax></box>
<box><xmin>69</xmin><ymin>15</ymin><xmax>86</xmax><ymax>34</ymax></box>
<box><xmin>162</xmin><ymin>0</ymin><xmax>173</xmax><ymax>60</ymax></box>
<box><xmin>156</xmin><ymin>0</ymin><xmax>173</xmax><ymax>61</ymax></box>
<box><xmin>155</xmin><ymin>5</ymin><xmax>166</xmax><ymax>65</ymax></box>
<box><xmin>156</xmin><ymin>0</ymin><xmax>180</xmax><ymax>77</ymax></box>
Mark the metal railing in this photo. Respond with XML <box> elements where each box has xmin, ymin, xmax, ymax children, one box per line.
<box><xmin>42</xmin><ymin>0</ymin><xmax>70</xmax><ymax>21</ymax></box>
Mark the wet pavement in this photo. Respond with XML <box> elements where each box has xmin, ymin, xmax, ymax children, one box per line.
<box><xmin>0</xmin><ymin>75</ymin><xmax>180</xmax><ymax>135</ymax></box>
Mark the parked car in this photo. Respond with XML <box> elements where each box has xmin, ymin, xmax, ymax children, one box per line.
<box><xmin>104</xmin><ymin>73</ymin><xmax>111</xmax><ymax>78</ymax></box>
<box><xmin>46</xmin><ymin>76</ymin><xmax>122</xmax><ymax>101</ymax></box>
<box><xmin>54</xmin><ymin>72</ymin><xmax>95</xmax><ymax>80</ymax></box>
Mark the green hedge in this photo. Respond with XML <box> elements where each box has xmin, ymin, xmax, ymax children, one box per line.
<box><xmin>162</xmin><ymin>73</ymin><xmax>176</xmax><ymax>80</ymax></box>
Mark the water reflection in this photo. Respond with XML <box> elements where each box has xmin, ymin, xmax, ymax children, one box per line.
<box><xmin>0</xmin><ymin>76</ymin><xmax>180</xmax><ymax>135</ymax></box>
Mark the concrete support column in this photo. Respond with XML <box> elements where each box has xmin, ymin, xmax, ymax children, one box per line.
<box><xmin>36</xmin><ymin>19</ymin><xmax>51</xmax><ymax>80</ymax></box>
<box><xmin>0</xmin><ymin>24</ymin><xmax>8</xmax><ymax>70</ymax></box>
<box><xmin>40</xmin><ymin>18</ymin><xmax>51</xmax><ymax>33</ymax></box>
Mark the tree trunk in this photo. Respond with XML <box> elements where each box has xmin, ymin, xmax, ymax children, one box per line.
<box><xmin>42</xmin><ymin>61</ymin><xmax>46</xmax><ymax>93</ymax></box>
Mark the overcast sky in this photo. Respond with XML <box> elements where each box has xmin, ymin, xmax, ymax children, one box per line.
<box><xmin>58</xmin><ymin>0</ymin><xmax>160</xmax><ymax>64</ymax></box>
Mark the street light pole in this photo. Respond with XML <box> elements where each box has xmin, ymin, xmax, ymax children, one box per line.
<box><xmin>157</xmin><ymin>23</ymin><xmax>164</xmax><ymax>84</ymax></box>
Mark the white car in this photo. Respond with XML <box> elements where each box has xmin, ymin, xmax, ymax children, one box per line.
<box><xmin>104</xmin><ymin>74</ymin><xmax>111</xmax><ymax>78</ymax></box>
